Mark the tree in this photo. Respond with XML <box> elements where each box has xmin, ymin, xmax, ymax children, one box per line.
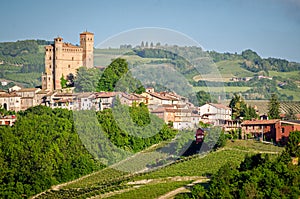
<box><xmin>196</xmin><ymin>91</ymin><xmax>215</xmax><ymax>106</ymax></box>
<box><xmin>285</xmin><ymin>131</ymin><xmax>300</xmax><ymax>158</ymax></box>
<box><xmin>97</xmin><ymin>58</ymin><xmax>145</xmax><ymax>93</ymax></box>
<box><xmin>97</xmin><ymin>58</ymin><xmax>129</xmax><ymax>92</ymax></box>
<box><xmin>150</xmin><ymin>42</ymin><xmax>154</xmax><ymax>48</ymax></box>
<box><xmin>74</xmin><ymin>67</ymin><xmax>102</xmax><ymax>92</ymax></box>
<box><xmin>229</xmin><ymin>94</ymin><xmax>257</xmax><ymax>120</ymax></box>
<box><xmin>60</xmin><ymin>75</ymin><xmax>67</xmax><ymax>89</ymax></box>
<box><xmin>229</xmin><ymin>94</ymin><xmax>246</xmax><ymax>119</ymax></box>
<box><xmin>268</xmin><ymin>94</ymin><xmax>280</xmax><ymax>119</ymax></box>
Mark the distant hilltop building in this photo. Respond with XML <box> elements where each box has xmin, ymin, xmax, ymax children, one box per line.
<box><xmin>42</xmin><ymin>31</ymin><xmax>94</xmax><ymax>91</ymax></box>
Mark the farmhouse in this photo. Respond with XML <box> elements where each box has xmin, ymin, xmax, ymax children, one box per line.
<box><xmin>241</xmin><ymin>119</ymin><xmax>300</xmax><ymax>144</ymax></box>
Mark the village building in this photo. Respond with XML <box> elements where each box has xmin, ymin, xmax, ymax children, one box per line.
<box><xmin>151</xmin><ymin>104</ymin><xmax>197</xmax><ymax>130</ymax></box>
<box><xmin>8</xmin><ymin>85</ymin><xmax>22</xmax><ymax>92</ymax></box>
<box><xmin>42</xmin><ymin>32</ymin><xmax>94</xmax><ymax>91</ymax></box>
<box><xmin>46</xmin><ymin>92</ymin><xmax>78</xmax><ymax>110</ymax></box>
<box><xmin>198</xmin><ymin>103</ymin><xmax>232</xmax><ymax>126</ymax></box>
<box><xmin>141</xmin><ymin>89</ymin><xmax>174</xmax><ymax>107</ymax></box>
<box><xmin>241</xmin><ymin>119</ymin><xmax>300</xmax><ymax>144</ymax></box>
<box><xmin>16</xmin><ymin>88</ymin><xmax>41</xmax><ymax>111</ymax></box>
<box><xmin>0</xmin><ymin>92</ymin><xmax>21</xmax><ymax>112</ymax></box>
<box><xmin>75</xmin><ymin>92</ymin><xmax>96</xmax><ymax>110</ymax></box>
<box><xmin>118</xmin><ymin>93</ymin><xmax>146</xmax><ymax>106</ymax></box>
<box><xmin>0</xmin><ymin>115</ymin><xmax>16</xmax><ymax>126</ymax></box>
<box><xmin>95</xmin><ymin>92</ymin><xmax>119</xmax><ymax>111</ymax></box>
<box><xmin>223</xmin><ymin>119</ymin><xmax>242</xmax><ymax>132</ymax></box>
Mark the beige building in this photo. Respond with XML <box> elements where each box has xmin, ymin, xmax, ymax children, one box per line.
<box><xmin>16</xmin><ymin>88</ymin><xmax>42</xmax><ymax>111</ymax></box>
<box><xmin>42</xmin><ymin>31</ymin><xmax>94</xmax><ymax>91</ymax></box>
<box><xmin>0</xmin><ymin>93</ymin><xmax>21</xmax><ymax>112</ymax></box>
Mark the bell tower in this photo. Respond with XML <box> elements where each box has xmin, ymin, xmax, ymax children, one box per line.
<box><xmin>80</xmin><ymin>31</ymin><xmax>94</xmax><ymax>68</ymax></box>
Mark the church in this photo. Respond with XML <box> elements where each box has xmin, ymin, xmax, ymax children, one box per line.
<box><xmin>42</xmin><ymin>31</ymin><xmax>94</xmax><ymax>91</ymax></box>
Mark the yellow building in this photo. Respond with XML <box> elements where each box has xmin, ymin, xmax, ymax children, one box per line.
<box><xmin>42</xmin><ymin>31</ymin><xmax>94</xmax><ymax>91</ymax></box>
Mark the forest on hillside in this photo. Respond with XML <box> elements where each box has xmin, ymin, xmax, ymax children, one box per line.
<box><xmin>0</xmin><ymin>105</ymin><xmax>177</xmax><ymax>198</ymax></box>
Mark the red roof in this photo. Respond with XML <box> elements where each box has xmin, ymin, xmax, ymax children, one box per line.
<box><xmin>241</xmin><ymin>119</ymin><xmax>280</xmax><ymax>125</ymax></box>
<box><xmin>96</xmin><ymin>92</ymin><xmax>119</xmax><ymax>98</ymax></box>
<box><xmin>147</xmin><ymin>92</ymin><xmax>171</xmax><ymax>100</ymax></box>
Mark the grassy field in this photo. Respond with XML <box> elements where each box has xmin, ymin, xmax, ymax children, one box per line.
<box><xmin>225</xmin><ymin>139</ymin><xmax>284</xmax><ymax>153</ymax></box>
<box><xmin>269</xmin><ymin>70</ymin><xmax>300</xmax><ymax>80</ymax></box>
<box><xmin>193</xmin><ymin>60</ymin><xmax>254</xmax><ymax>82</ymax></box>
<box><xmin>277</xmin><ymin>88</ymin><xmax>300</xmax><ymax>101</ymax></box>
<box><xmin>216</xmin><ymin>59</ymin><xmax>254</xmax><ymax>79</ymax></box>
<box><xmin>192</xmin><ymin>86</ymin><xmax>251</xmax><ymax>93</ymax></box>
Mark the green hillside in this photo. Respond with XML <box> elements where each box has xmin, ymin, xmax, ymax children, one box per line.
<box><xmin>33</xmin><ymin>140</ymin><xmax>283</xmax><ymax>199</ymax></box>
<box><xmin>1</xmin><ymin>39</ymin><xmax>299</xmax><ymax>100</ymax></box>
<box><xmin>0</xmin><ymin>40</ymin><xmax>49</xmax><ymax>87</ymax></box>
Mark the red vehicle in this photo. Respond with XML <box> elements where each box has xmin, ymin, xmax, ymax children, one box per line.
<box><xmin>195</xmin><ymin>128</ymin><xmax>205</xmax><ymax>144</ymax></box>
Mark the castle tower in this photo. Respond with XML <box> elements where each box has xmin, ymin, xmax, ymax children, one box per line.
<box><xmin>80</xmin><ymin>32</ymin><xmax>94</xmax><ymax>68</ymax></box>
<box><xmin>53</xmin><ymin>37</ymin><xmax>64</xmax><ymax>90</ymax></box>
<box><xmin>42</xmin><ymin>45</ymin><xmax>54</xmax><ymax>91</ymax></box>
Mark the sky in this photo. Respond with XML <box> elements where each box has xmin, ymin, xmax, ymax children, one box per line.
<box><xmin>1</xmin><ymin>0</ymin><xmax>300</xmax><ymax>62</ymax></box>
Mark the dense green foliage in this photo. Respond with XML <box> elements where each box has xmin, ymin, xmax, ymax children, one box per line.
<box><xmin>195</xmin><ymin>91</ymin><xmax>217</xmax><ymax>106</ymax></box>
<box><xmin>0</xmin><ymin>106</ymin><xmax>101</xmax><ymax>198</ymax></box>
<box><xmin>179</xmin><ymin>131</ymin><xmax>300</xmax><ymax>198</ymax></box>
<box><xmin>74</xmin><ymin>67</ymin><xmax>102</xmax><ymax>92</ymax></box>
<box><xmin>229</xmin><ymin>94</ymin><xmax>258</xmax><ymax>120</ymax></box>
<box><xmin>97</xmin><ymin>58</ymin><xmax>145</xmax><ymax>93</ymax></box>
<box><xmin>268</xmin><ymin>93</ymin><xmax>280</xmax><ymax>119</ymax></box>
<box><xmin>97</xmin><ymin>103</ymin><xmax>177</xmax><ymax>153</ymax></box>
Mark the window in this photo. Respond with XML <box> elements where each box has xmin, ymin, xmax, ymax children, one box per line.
<box><xmin>68</xmin><ymin>65</ymin><xmax>71</xmax><ymax>69</ymax></box>
<box><xmin>72</xmin><ymin>57</ymin><xmax>74</xmax><ymax>61</ymax></box>
<box><xmin>282</xmin><ymin>128</ymin><xmax>285</xmax><ymax>134</ymax></box>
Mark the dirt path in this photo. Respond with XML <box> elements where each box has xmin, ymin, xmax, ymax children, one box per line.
<box><xmin>224</xmin><ymin>146</ymin><xmax>281</xmax><ymax>154</ymax></box>
<box><xmin>89</xmin><ymin>176</ymin><xmax>209</xmax><ymax>199</ymax></box>
<box><xmin>156</xmin><ymin>178</ymin><xmax>210</xmax><ymax>199</ymax></box>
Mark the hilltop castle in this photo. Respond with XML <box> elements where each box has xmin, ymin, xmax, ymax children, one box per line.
<box><xmin>42</xmin><ymin>31</ymin><xmax>94</xmax><ymax>91</ymax></box>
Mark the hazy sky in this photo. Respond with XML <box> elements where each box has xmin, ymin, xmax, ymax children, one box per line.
<box><xmin>1</xmin><ymin>0</ymin><xmax>300</xmax><ymax>62</ymax></box>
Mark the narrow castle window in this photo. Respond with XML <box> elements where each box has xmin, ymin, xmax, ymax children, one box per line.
<box><xmin>68</xmin><ymin>65</ymin><xmax>71</xmax><ymax>68</ymax></box>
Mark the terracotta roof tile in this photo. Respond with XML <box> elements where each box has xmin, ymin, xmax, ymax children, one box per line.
<box><xmin>241</xmin><ymin>119</ymin><xmax>280</xmax><ymax>125</ymax></box>
<box><xmin>96</xmin><ymin>92</ymin><xmax>119</xmax><ymax>98</ymax></box>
